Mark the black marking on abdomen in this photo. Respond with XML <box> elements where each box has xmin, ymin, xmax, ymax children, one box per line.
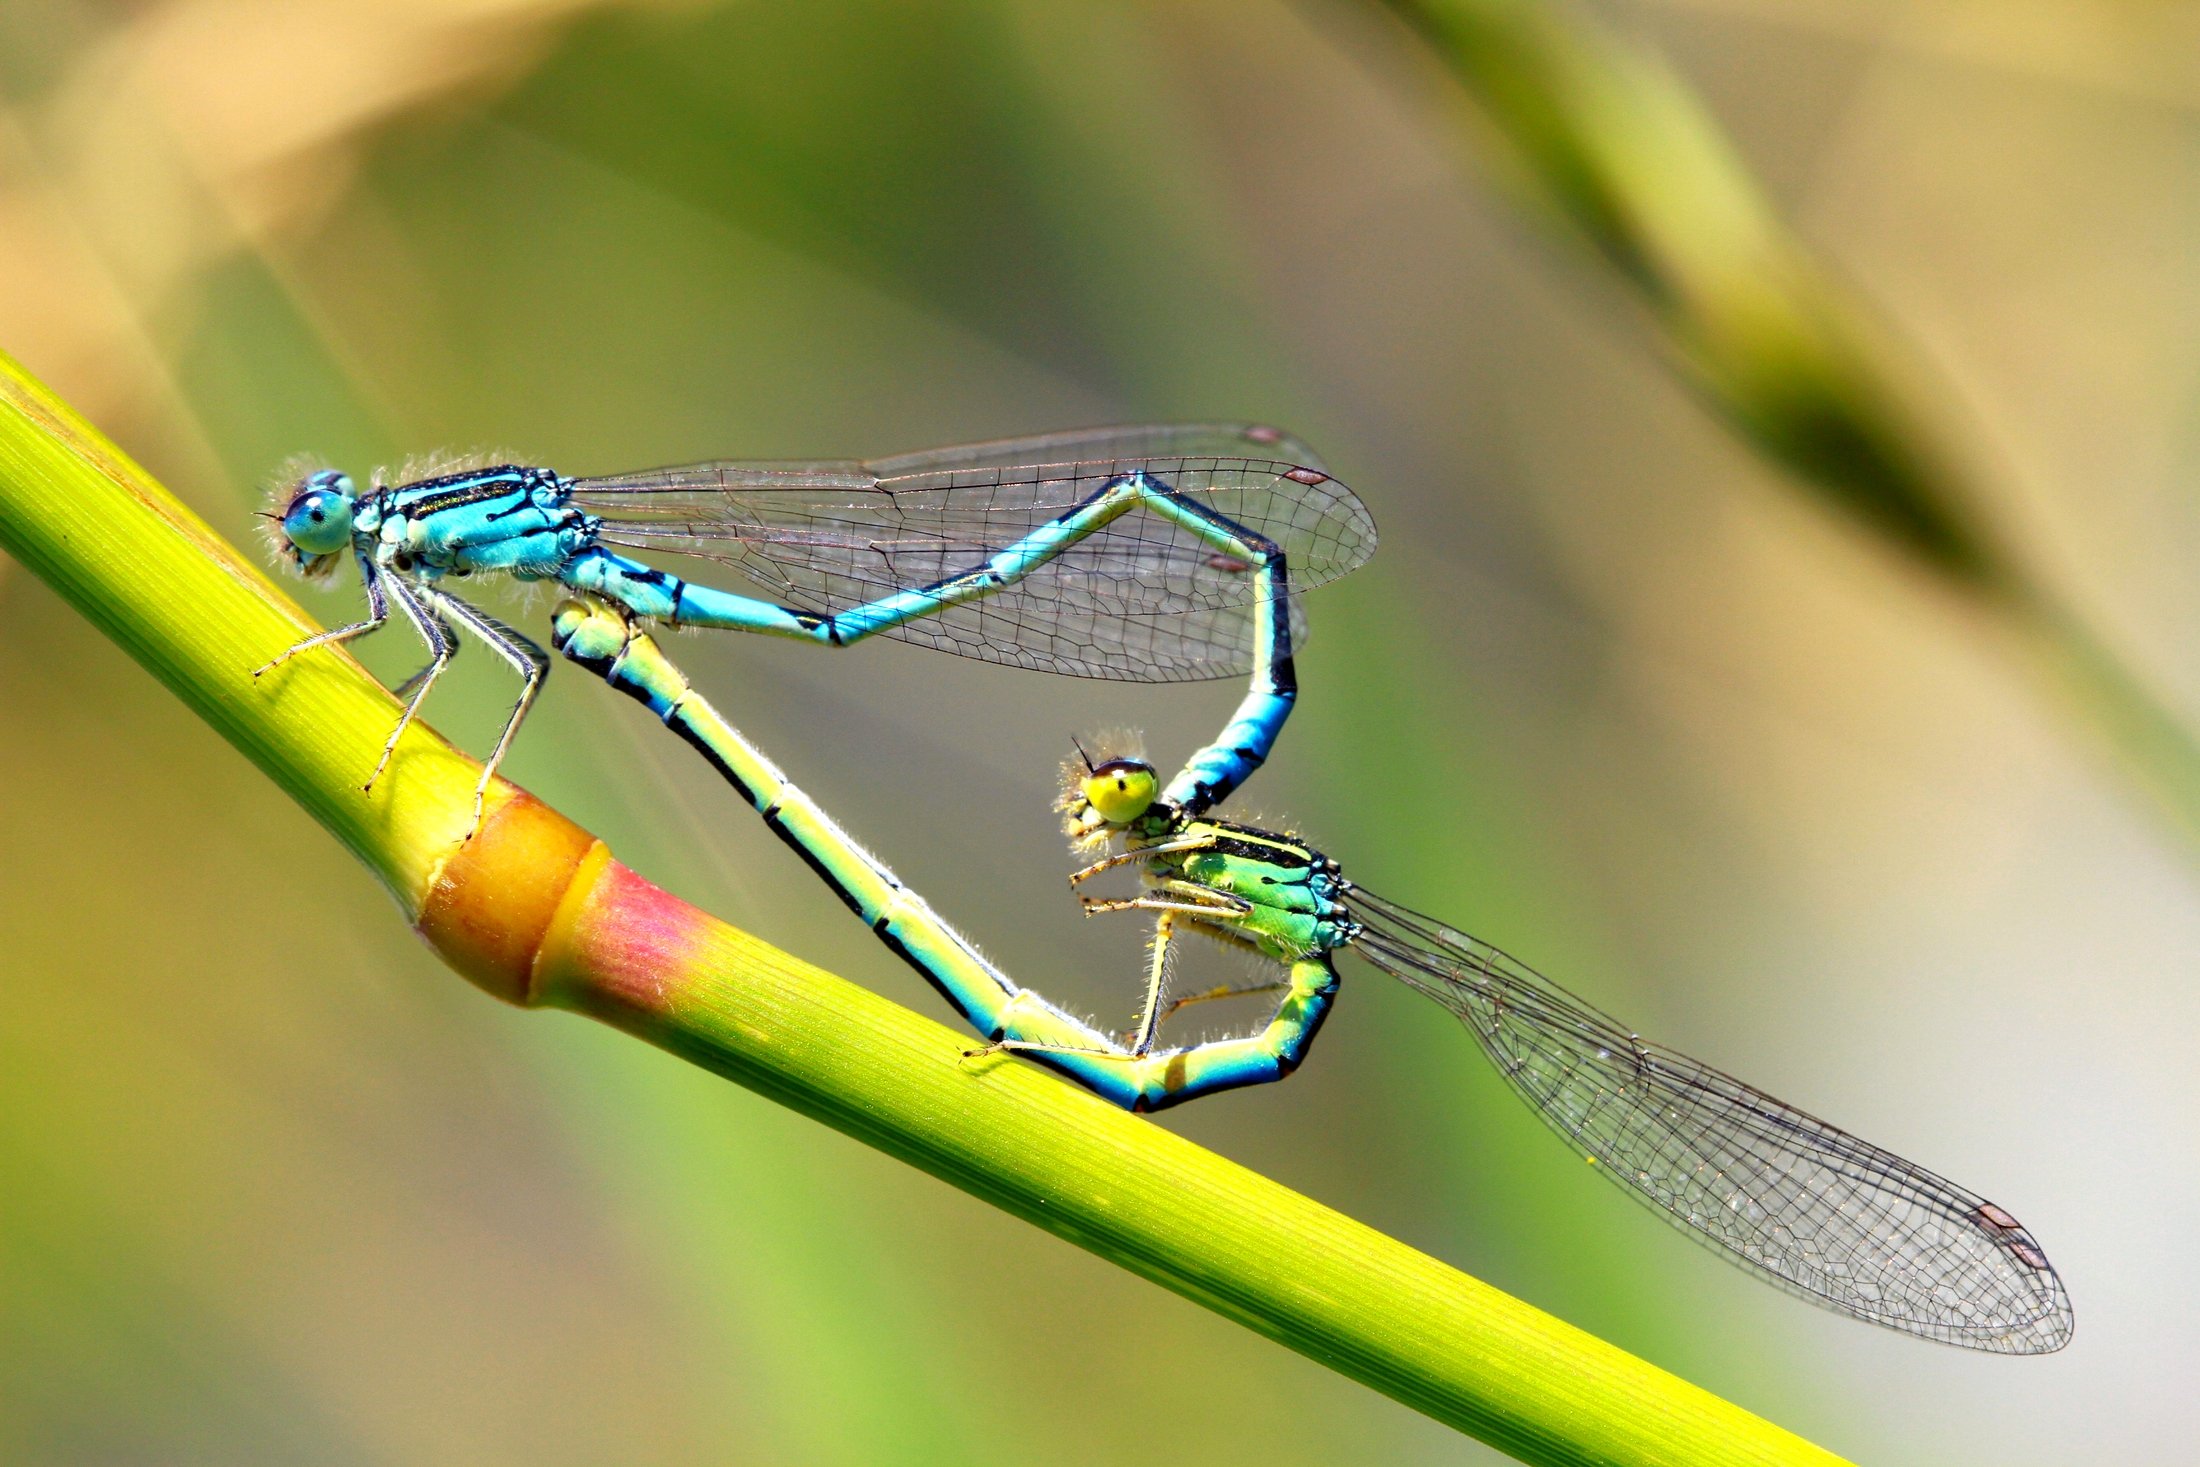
<box><xmin>559</xmin><ymin>646</ymin><xmax>616</xmax><ymax>675</ymax></box>
<box><xmin>762</xmin><ymin>803</ymin><xmax>865</xmax><ymax>917</ymax></box>
<box><xmin>601</xmin><ymin>673</ymin><xmax>657</xmax><ymax>709</ymax></box>
<box><xmin>870</xmin><ymin>916</ymin><xmax>974</xmax><ymax>1019</ymax></box>
<box><xmin>668</xmin><ymin>717</ymin><xmax>760</xmax><ymax>806</ymax></box>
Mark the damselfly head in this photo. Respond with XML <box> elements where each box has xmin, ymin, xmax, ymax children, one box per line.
<box><xmin>1082</xmin><ymin>757</ymin><xmax>1158</xmax><ymax>828</ymax></box>
<box><xmin>1073</xmin><ymin>756</ymin><xmax>1161</xmax><ymax>835</ymax></box>
<box><xmin>265</xmin><ymin>461</ymin><xmax>357</xmax><ymax>578</ymax></box>
<box><xmin>1059</xmin><ymin>731</ymin><xmax>1156</xmax><ymax>843</ymax></box>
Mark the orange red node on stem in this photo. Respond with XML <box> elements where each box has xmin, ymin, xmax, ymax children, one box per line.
<box><xmin>412</xmin><ymin>789</ymin><xmax>708</xmax><ymax>1015</ymax></box>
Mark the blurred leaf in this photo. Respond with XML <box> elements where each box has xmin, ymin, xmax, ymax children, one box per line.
<box><xmin>1365</xmin><ymin>0</ymin><xmax>2200</xmax><ymax>861</ymax></box>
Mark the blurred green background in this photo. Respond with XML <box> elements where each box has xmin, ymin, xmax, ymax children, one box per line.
<box><xmin>2</xmin><ymin>1</ymin><xmax>2193</xmax><ymax>1462</ymax></box>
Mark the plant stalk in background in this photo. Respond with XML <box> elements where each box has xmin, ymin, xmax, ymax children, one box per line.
<box><xmin>1370</xmin><ymin>0</ymin><xmax>2200</xmax><ymax>857</ymax></box>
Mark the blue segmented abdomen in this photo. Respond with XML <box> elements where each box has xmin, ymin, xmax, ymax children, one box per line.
<box><xmin>561</xmin><ymin>547</ymin><xmax>823</xmax><ymax>637</ymax></box>
<box><xmin>1153</xmin><ymin>517</ymin><xmax>1295</xmax><ymax>815</ymax></box>
<box><xmin>817</xmin><ymin>474</ymin><xmax>1145</xmax><ymax>643</ymax></box>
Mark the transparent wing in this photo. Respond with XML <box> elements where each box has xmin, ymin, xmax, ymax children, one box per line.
<box><xmin>563</xmin><ymin>424</ymin><xmax>1375</xmax><ymax>681</ymax></box>
<box><xmin>1349</xmin><ymin>890</ymin><xmax>2072</xmax><ymax>1353</ymax></box>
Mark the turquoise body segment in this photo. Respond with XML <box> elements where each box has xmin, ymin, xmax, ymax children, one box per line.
<box><xmin>377</xmin><ymin>466</ymin><xmax>584</xmax><ymax>574</ymax></box>
<box><xmin>1131</xmin><ymin>482</ymin><xmax>1297</xmax><ymax>816</ymax></box>
<box><xmin>563</xmin><ymin>547</ymin><xmax>823</xmax><ymax>637</ymax></box>
<box><xmin>815</xmin><ymin>477</ymin><xmax>1144</xmax><ymax>644</ymax></box>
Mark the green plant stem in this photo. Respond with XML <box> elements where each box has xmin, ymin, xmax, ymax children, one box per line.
<box><xmin>0</xmin><ymin>367</ymin><xmax>479</xmax><ymax>894</ymax></box>
<box><xmin>1371</xmin><ymin>0</ymin><xmax>2200</xmax><ymax>856</ymax></box>
<box><xmin>0</xmin><ymin>349</ymin><xmax>1849</xmax><ymax>1466</ymax></box>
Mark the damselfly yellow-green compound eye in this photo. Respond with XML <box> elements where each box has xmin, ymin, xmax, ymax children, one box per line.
<box><xmin>1084</xmin><ymin>758</ymin><xmax>1158</xmax><ymax>825</ymax></box>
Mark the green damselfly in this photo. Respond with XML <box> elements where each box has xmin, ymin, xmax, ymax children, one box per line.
<box><xmin>1055</xmin><ymin>751</ymin><xmax>2075</xmax><ymax>1353</ymax></box>
<box><xmin>550</xmin><ymin>596</ymin><xmax>2071</xmax><ymax>1354</ymax></box>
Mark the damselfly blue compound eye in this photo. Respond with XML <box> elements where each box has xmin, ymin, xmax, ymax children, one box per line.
<box><xmin>279</xmin><ymin>471</ymin><xmax>356</xmax><ymax>557</ymax></box>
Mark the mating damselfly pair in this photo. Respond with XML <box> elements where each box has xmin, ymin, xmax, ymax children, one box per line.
<box><xmin>258</xmin><ymin>423</ymin><xmax>2072</xmax><ymax>1354</ymax></box>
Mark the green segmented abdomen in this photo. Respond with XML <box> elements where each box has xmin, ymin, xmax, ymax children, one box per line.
<box><xmin>547</xmin><ymin>593</ymin><xmax>1351</xmax><ymax>1115</ymax></box>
